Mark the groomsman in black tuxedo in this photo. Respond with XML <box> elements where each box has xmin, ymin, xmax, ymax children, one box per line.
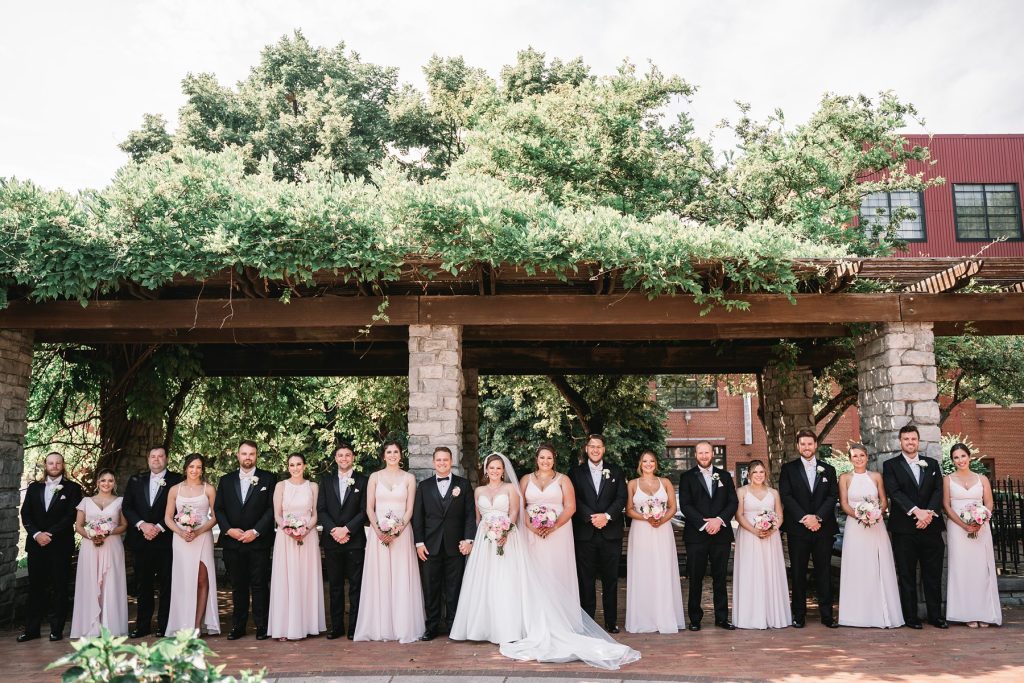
<box><xmin>882</xmin><ymin>424</ymin><xmax>947</xmax><ymax>629</ymax></box>
<box><xmin>317</xmin><ymin>443</ymin><xmax>369</xmax><ymax>639</ymax></box>
<box><xmin>568</xmin><ymin>434</ymin><xmax>627</xmax><ymax>633</ymax></box>
<box><xmin>779</xmin><ymin>429</ymin><xmax>839</xmax><ymax>628</ymax></box>
<box><xmin>413</xmin><ymin>446</ymin><xmax>476</xmax><ymax>641</ymax></box>
<box><xmin>215</xmin><ymin>439</ymin><xmax>277</xmax><ymax>640</ymax></box>
<box><xmin>678</xmin><ymin>441</ymin><xmax>738</xmax><ymax>630</ymax></box>
<box><xmin>122</xmin><ymin>445</ymin><xmax>183</xmax><ymax>637</ymax></box>
<box><xmin>18</xmin><ymin>452</ymin><xmax>82</xmax><ymax>642</ymax></box>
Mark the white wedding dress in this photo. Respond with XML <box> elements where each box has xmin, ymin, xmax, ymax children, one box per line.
<box><xmin>450</xmin><ymin>471</ymin><xmax>640</xmax><ymax>671</ymax></box>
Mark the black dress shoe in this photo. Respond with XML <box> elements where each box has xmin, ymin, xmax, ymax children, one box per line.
<box><xmin>687</xmin><ymin>623</ymin><xmax>701</xmax><ymax>631</ymax></box>
<box><xmin>821</xmin><ymin>618</ymin><xmax>839</xmax><ymax>628</ymax></box>
<box><xmin>419</xmin><ymin>631</ymin><xmax>436</xmax><ymax>641</ymax></box>
<box><xmin>715</xmin><ymin>621</ymin><xmax>736</xmax><ymax>630</ymax></box>
<box><xmin>154</xmin><ymin>631</ymin><xmax>164</xmax><ymax>638</ymax></box>
<box><xmin>792</xmin><ymin>619</ymin><xmax>805</xmax><ymax>628</ymax></box>
<box><xmin>49</xmin><ymin>632</ymin><xmax>63</xmax><ymax>642</ymax></box>
<box><xmin>346</xmin><ymin>633</ymin><xmax>354</xmax><ymax>640</ymax></box>
<box><xmin>255</xmin><ymin>631</ymin><xmax>269</xmax><ymax>640</ymax></box>
<box><xmin>326</xmin><ymin>631</ymin><xmax>344</xmax><ymax>640</ymax></box>
<box><xmin>226</xmin><ymin>629</ymin><xmax>245</xmax><ymax>640</ymax></box>
<box><xmin>129</xmin><ymin>629</ymin><xmax>150</xmax><ymax>639</ymax></box>
<box><xmin>906</xmin><ymin>621</ymin><xmax>923</xmax><ymax>630</ymax></box>
<box><xmin>929</xmin><ymin>619</ymin><xmax>949</xmax><ymax>629</ymax></box>
<box><xmin>16</xmin><ymin>633</ymin><xmax>39</xmax><ymax>643</ymax></box>
<box><xmin>605</xmin><ymin>624</ymin><xmax>620</xmax><ymax>634</ymax></box>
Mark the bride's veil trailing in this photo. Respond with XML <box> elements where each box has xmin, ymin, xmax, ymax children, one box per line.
<box><xmin>484</xmin><ymin>452</ymin><xmax>641</xmax><ymax>670</ymax></box>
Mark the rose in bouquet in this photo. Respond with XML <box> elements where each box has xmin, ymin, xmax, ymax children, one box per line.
<box><xmin>854</xmin><ymin>499</ymin><xmax>883</xmax><ymax>528</ymax></box>
<box><xmin>483</xmin><ymin>514</ymin><xmax>513</xmax><ymax>556</ymax></box>
<box><xmin>752</xmin><ymin>509</ymin><xmax>779</xmax><ymax>533</ymax></box>
<box><xmin>174</xmin><ymin>504</ymin><xmax>202</xmax><ymax>530</ymax></box>
<box><xmin>377</xmin><ymin>510</ymin><xmax>403</xmax><ymax>546</ymax></box>
<box><xmin>282</xmin><ymin>512</ymin><xmax>307</xmax><ymax>545</ymax></box>
<box><xmin>959</xmin><ymin>503</ymin><xmax>992</xmax><ymax>539</ymax></box>
<box><xmin>637</xmin><ymin>498</ymin><xmax>668</xmax><ymax>521</ymax></box>
<box><xmin>527</xmin><ymin>504</ymin><xmax>557</xmax><ymax>531</ymax></box>
<box><xmin>85</xmin><ymin>517</ymin><xmax>114</xmax><ymax>545</ymax></box>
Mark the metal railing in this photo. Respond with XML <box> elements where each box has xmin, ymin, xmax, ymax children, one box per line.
<box><xmin>992</xmin><ymin>478</ymin><xmax>1023</xmax><ymax>575</ymax></box>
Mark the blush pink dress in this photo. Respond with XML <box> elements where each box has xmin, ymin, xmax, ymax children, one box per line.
<box><xmin>946</xmin><ymin>474</ymin><xmax>1002</xmax><ymax>625</ymax></box>
<box><xmin>70</xmin><ymin>497</ymin><xmax>128</xmax><ymax>637</ymax></box>
<box><xmin>165</xmin><ymin>490</ymin><xmax>220</xmax><ymax>635</ymax></box>
<box><xmin>625</xmin><ymin>480</ymin><xmax>685</xmax><ymax>633</ymax></box>
<box><xmin>523</xmin><ymin>474</ymin><xmax>580</xmax><ymax>610</ymax></box>
<box><xmin>268</xmin><ymin>480</ymin><xmax>326</xmax><ymax>639</ymax></box>
<box><xmin>732</xmin><ymin>489</ymin><xmax>790</xmax><ymax>629</ymax></box>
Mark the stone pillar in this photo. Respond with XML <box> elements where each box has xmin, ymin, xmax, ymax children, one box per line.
<box><xmin>760</xmin><ymin>363</ymin><xmax>815</xmax><ymax>477</ymax></box>
<box><xmin>408</xmin><ymin>325</ymin><xmax>464</xmax><ymax>479</ymax></box>
<box><xmin>855</xmin><ymin>322</ymin><xmax>941</xmax><ymax>467</ymax></box>
<box><xmin>461</xmin><ymin>369</ymin><xmax>480</xmax><ymax>485</ymax></box>
<box><xmin>0</xmin><ymin>330</ymin><xmax>33</xmax><ymax>622</ymax></box>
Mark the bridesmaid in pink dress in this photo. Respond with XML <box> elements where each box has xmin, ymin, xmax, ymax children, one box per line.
<box><xmin>164</xmin><ymin>454</ymin><xmax>220</xmax><ymax>635</ymax></box>
<box><xmin>70</xmin><ymin>468</ymin><xmax>128</xmax><ymax>637</ymax></box>
<box><xmin>353</xmin><ymin>441</ymin><xmax>426</xmax><ymax>643</ymax></box>
<box><xmin>268</xmin><ymin>454</ymin><xmax>326</xmax><ymax>640</ymax></box>
<box><xmin>624</xmin><ymin>450</ymin><xmax>684</xmax><ymax>633</ymax></box>
<box><xmin>520</xmin><ymin>444</ymin><xmax>580</xmax><ymax>611</ymax></box>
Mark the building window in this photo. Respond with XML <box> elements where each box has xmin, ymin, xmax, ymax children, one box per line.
<box><xmin>953</xmin><ymin>184</ymin><xmax>1023</xmax><ymax>240</ymax></box>
<box><xmin>666</xmin><ymin>445</ymin><xmax>726</xmax><ymax>471</ymax></box>
<box><xmin>657</xmin><ymin>375</ymin><xmax>718</xmax><ymax>410</ymax></box>
<box><xmin>859</xmin><ymin>190</ymin><xmax>926</xmax><ymax>241</ymax></box>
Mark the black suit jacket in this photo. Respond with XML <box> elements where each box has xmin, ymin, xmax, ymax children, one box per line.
<box><xmin>317</xmin><ymin>470</ymin><xmax>369</xmax><ymax>551</ymax></box>
<box><xmin>412</xmin><ymin>474</ymin><xmax>476</xmax><ymax>556</ymax></box>
<box><xmin>779</xmin><ymin>457</ymin><xmax>839</xmax><ymax>539</ymax></box>
<box><xmin>678</xmin><ymin>466</ymin><xmax>738</xmax><ymax>545</ymax></box>
<box><xmin>122</xmin><ymin>470</ymin><xmax>184</xmax><ymax>550</ymax></box>
<box><xmin>568</xmin><ymin>461</ymin><xmax>627</xmax><ymax>542</ymax></box>
<box><xmin>21</xmin><ymin>477</ymin><xmax>83</xmax><ymax>554</ymax></box>
<box><xmin>882</xmin><ymin>454</ymin><xmax>945</xmax><ymax>535</ymax></box>
<box><xmin>214</xmin><ymin>468</ymin><xmax>277</xmax><ymax>551</ymax></box>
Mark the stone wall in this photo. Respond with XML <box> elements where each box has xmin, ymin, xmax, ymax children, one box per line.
<box><xmin>407</xmin><ymin>325</ymin><xmax>464</xmax><ymax>479</ymax></box>
<box><xmin>855</xmin><ymin>322</ymin><xmax>942</xmax><ymax>466</ymax></box>
<box><xmin>461</xmin><ymin>368</ymin><xmax>480</xmax><ymax>485</ymax></box>
<box><xmin>761</xmin><ymin>363</ymin><xmax>815</xmax><ymax>476</ymax></box>
<box><xmin>0</xmin><ymin>330</ymin><xmax>33</xmax><ymax>623</ymax></box>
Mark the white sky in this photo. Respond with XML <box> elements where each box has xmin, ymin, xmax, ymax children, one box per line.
<box><xmin>2</xmin><ymin>0</ymin><xmax>1023</xmax><ymax>192</ymax></box>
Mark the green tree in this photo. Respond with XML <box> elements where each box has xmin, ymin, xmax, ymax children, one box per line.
<box><xmin>935</xmin><ymin>335</ymin><xmax>1024</xmax><ymax>425</ymax></box>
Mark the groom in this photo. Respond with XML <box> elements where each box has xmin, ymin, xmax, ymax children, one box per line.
<box><xmin>882</xmin><ymin>424</ymin><xmax>946</xmax><ymax>629</ymax></box>
<box><xmin>413</xmin><ymin>446</ymin><xmax>476</xmax><ymax>641</ymax></box>
<box><xmin>569</xmin><ymin>434</ymin><xmax>627</xmax><ymax>633</ymax></box>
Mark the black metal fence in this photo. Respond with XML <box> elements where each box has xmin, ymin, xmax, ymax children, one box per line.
<box><xmin>992</xmin><ymin>478</ymin><xmax>1023</xmax><ymax>575</ymax></box>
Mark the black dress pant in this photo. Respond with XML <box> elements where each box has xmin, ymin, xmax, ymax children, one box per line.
<box><xmin>25</xmin><ymin>546</ymin><xmax>72</xmax><ymax>637</ymax></box>
<box><xmin>575</xmin><ymin>534</ymin><xmax>621</xmax><ymax>627</ymax></box>
<box><xmin>132</xmin><ymin>545</ymin><xmax>173</xmax><ymax>633</ymax></box>
<box><xmin>787</xmin><ymin>531</ymin><xmax>834</xmax><ymax>622</ymax></box>
<box><xmin>891</xmin><ymin>531</ymin><xmax>944</xmax><ymax>624</ymax></box>
<box><xmin>223</xmin><ymin>546</ymin><xmax>272</xmax><ymax>633</ymax></box>
<box><xmin>420</xmin><ymin>544</ymin><xmax>466</xmax><ymax>632</ymax></box>
<box><xmin>324</xmin><ymin>546</ymin><xmax>365</xmax><ymax>636</ymax></box>
<box><xmin>685</xmin><ymin>540</ymin><xmax>730</xmax><ymax>625</ymax></box>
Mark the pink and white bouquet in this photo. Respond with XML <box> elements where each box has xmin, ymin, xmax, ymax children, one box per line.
<box><xmin>637</xmin><ymin>498</ymin><xmax>668</xmax><ymax>521</ymax></box>
<box><xmin>85</xmin><ymin>517</ymin><xmax>114</xmax><ymax>544</ymax></box>
<box><xmin>282</xmin><ymin>513</ymin><xmax>307</xmax><ymax>546</ymax></box>
<box><xmin>377</xmin><ymin>511</ymin><xmax>403</xmax><ymax>546</ymax></box>
<box><xmin>854</xmin><ymin>499</ymin><xmax>883</xmax><ymax>528</ymax></box>
<box><xmin>959</xmin><ymin>503</ymin><xmax>992</xmax><ymax>539</ymax></box>
<box><xmin>174</xmin><ymin>504</ymin><xmax>202</xmax><ymax>530</ymax></box>
<box><xmin>752</xmin><ymin>509</ymin><xmax>779</xmax><ymax>532</ymax></box>
<box><xmin>483</xmin><ymin>514</ymin><xmax>513</xmax><ymax>556</ymax></box>
<box><xmin>527</xmin><ymin>504</ymin><xmax>557</xmax><ymax>530</ymax></box>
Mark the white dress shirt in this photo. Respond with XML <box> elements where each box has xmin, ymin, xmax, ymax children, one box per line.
<box><xmin>436</xmin><ymin>474</ymin><xmax>451</xmax><ymax>497</ymax></box>
<box><xmin>240</xmin><ymin>467</ymin><xmax>256</xmax><ymax>500</ymax></box>
<box><xmin>803</xmin><ymin>457</ymin><xmax>818</xmax><ymax>490</ymax></box>
<box><xmin>699</xmin><ymin>465</ymin><xmax>714</xmax><ymax>494</ymax></box>
<box><xmin>43</xmin><ymin>476</ymin><xmax>62</xmax><ymax>508</ymax></box>
<box><xmin>338</xmin><ymin>469</ymin><xmax>354</xmax><ymax>506</ymax></box>
<box><xmin>149</xmin><ymin>469</ymin><xmax>166</xmax><ymax>504</ymax></box>
<box><xmin>589</xmin><ymin>460</ymin><xmax>604</xmax><ymax>491</ymax></box>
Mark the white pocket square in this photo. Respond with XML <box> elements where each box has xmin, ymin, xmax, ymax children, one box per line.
<box><xmin>260</xmin><ymin>487</ymin><xmax>267</xmax><ymax>491</ymax></box>
<box><xmin>60</xmin><ymin>495</ymin><xmax>66</xmax><ymax>500</ymax></box>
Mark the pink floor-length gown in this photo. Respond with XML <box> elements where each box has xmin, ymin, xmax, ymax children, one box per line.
<box><xmin>268</xmin><ymin>480</ymin><xmax>326</xmax><ymax>639</ymax></box>
<box><xmin>165</xmin><ymin>491</ymin><xmax>220</xmax><ymax>635</ymax></box>
<box><xmin>625</xmin><ymin>481</ymin><xmax>685</xmax><ymax>633</ymax></box>
<box><xmin>732</xmin><ymin>490</ymin><xmax>790</xmax><ymax>629</ymax></box>
<box><xmin>946</xmin><ymin>475</ymin><xmax>1002</xmax><ymax>625</ymax></box>
<box><xmin>524</xmin><ymin>474</ymin><xmax>581</xmax><ymax>611</ymax></box>
<box><xmin>70</xmin><ymin>497</ymin><xmax>128</xmax><ymax>638</ymax></box>
<box><xmin>838</xmin><ymin>473</ymin><xmax>903</xmax><ymax>628</ymax></box>
<box><xmin>353</xmin><ymin>480</ymin><xmax>425</xmax><ymax>643</ymax></box>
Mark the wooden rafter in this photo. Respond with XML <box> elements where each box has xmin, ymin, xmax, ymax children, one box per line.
<box><xmin>1003</xmin><ymin>281</ymin><xmax>1024</xmax><ymax>293</ymax></box>
<box><xmin>822</xmin><ymin>260</ymin><xmax>862</xmax><ymax>293</ymax></box>
<box><xmin>904</xmin><ymin>259</ymin><xmax>982</xmax><ymax>293</ymax></box>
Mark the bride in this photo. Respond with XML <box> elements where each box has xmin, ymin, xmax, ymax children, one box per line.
<box><xmin>450</xmin><ymin>453</ymin><xmax>640</xmax><ymax>671</ymax></box>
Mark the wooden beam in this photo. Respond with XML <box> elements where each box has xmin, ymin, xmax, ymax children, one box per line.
<box><xmin>900</xmin><ymin>293</ymin><xmax>1024</xmax><ymax>322</ymax></box>
<box><xmin>904</xmin><ymin>259</ymin><xmax>982</xmax><ymax>293</ymax></box>
<box><xmin>933</xmin><ymin>320</ymin><xmax>1024</xmax><ymax>337</ymax></box>
<box><xmin>464</xmin><ymin>323</ymin><xmax>851</xmax><ymax>341</ymax></box>
<box><xmin>34</xmin><ymin>326</ymin><xmax>410</xmax><ymax>345</ymax></box>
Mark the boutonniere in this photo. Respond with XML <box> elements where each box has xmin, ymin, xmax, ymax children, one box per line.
<box><xmin>158</xmin><ymin>479</ymin><xmax>166</xmax><ymax>487</ymax></box>
<box><xmin>917</xmin><ymin>460</ymin><xmax>927</xmax><ymax>469</ymax></box>
<box><xmin>602</xmin><ymin>469</ymin><xmax>610</xmax><ymax>479</ymax></box>
<box><xmin>250</xmin><ymin>476</ymin><xmax>260</xmax><ymax>485</ymax></box>
<box><xmin>816</xmin><ymin>466</ymin><xmax>825</xmax><ymax>474</ymax></box>
<box><xmin>711</xmin><ymin>473</ymin><xmax>721</xmax><ymax>482</ymax></box>
<box><xmin>452</xmin><ymin>486</ymin><xmax>461</xmax><ymax>497</ymax></box>
<box><xmin>53</xmin><ymin>484</ymin><xmax>63</xmax><ymax>493</ymax></box>
<box><xmin>345</xmin><ymin>478</ymin><xmax>355</xmax><ymax>488</ymax></box>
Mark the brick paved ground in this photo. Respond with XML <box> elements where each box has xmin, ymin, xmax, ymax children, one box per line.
<box><xmin>4</xmin><ymin>584</ymin><xmax>1022</xmax><ymax>682</ymax></box>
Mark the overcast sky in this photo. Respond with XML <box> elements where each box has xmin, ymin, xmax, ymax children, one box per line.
<box><xmin>2</xmin><ymin>0</ymin><xmax>1022</xmax><ymax>192</ymax></box>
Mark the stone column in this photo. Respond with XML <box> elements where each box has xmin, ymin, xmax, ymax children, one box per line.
<box><xmin>408</xmin><ymin>325</ymin><xmax>464</xmax><ymax>479</ymax></box>
<box><xmin>0</xmin><ymin>330</ymin><xmax>33</xmax><ymax>622</ymax></box>
<box><xmin>760</xmin><ymin>363</ymin><xmax>815</xmax><ymax>477</ymax></box>
<box><xmin>855</xmin><ymin>322</ymin><xmax>941</xmax><ymax>467</ymax></box>
<box><xmin>461</xmin><ymin>369</ymin><xmax>480</xmax><ymax>485</ymax></box>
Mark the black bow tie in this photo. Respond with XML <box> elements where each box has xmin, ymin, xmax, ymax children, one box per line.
<box><xmin>437</xmin><ymin>476</ymin><xmax>449</xmax><ymax>481</ymax></box>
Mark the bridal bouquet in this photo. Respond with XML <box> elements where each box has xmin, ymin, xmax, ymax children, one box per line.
<box><xmin>854</xmin><ymin>499</ymin><xmax>884</xmax><ymax>528</ymax></box>
<box><xmin>484</xmin><ymin>515</ymin><xmax>513</xmax><ymax>556</ymax></box>
<box><xmin>378</xmin><ymin>511</ymin><xmax>403</xmax><ymax>546</ymax></box>
<box><xmin>85</xmin><ymin>517</ymin><xmax>114</xmax><ymax>544</ymax></box>
<box><xmin>527</xmin><ymin>504</ymin><xmax>557</xmax><ymax>530</ymax></box>
<box><xmin>174</xmin><ymin>504</ymin><xmax>202</xmax><ymax>530</ymax></box>
<box><xmin>752</xmin><ymin>509</ymin><xmax>779</xmax><ymax>532</ymax></box>
<box><xmin>959</xmin><ymin>503</ymin><xmax>992</xmax><ymax>539</ymax></box>
<box><xmin>637</xmin><ymin>498</ymin><xmax>668</xmax><ymax>521</ymax></box>
<box><xmin>282</xmin><ymin>513</ymin><xmax>307</xmax><ymax>545</ymax></box>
